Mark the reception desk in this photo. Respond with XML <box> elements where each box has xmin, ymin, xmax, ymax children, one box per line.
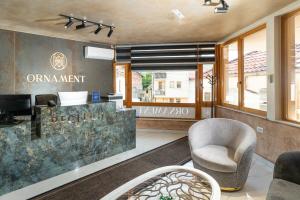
<box><xmin>0</xmin><ymin>102</ymin><xmax>136</xmax><ymax>196</ymax></box>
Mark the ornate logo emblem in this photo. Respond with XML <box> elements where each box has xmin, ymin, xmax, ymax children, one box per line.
<box><xmin>50</xmin><ymin>52</ymin><xmax>67</xmax><ymax>71</ymax></box>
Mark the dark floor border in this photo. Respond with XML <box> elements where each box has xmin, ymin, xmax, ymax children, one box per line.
<box><xmin>31</xmin><ymin>136</ymin><xmax>191</xmax><ymax>200</ymax></box>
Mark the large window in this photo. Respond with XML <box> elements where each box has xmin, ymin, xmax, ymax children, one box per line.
<box><xmin>132</xmin><ymin>71</ymin><xmax>196</xmax><ymax>103</ymax></box>
<box><xmin>282</xmin><ymin>10</ymin><xmax>300</xmax><ymax>122</ymax></box>
<box><xmin>223</xmin><ymin>41</ymin><xmax>239</xmax><ymax>106</ymax></box>
<box><xmin>221</xmin><ymin>25</ymin><xmax>267</xmax><ymax>115</ymax></box>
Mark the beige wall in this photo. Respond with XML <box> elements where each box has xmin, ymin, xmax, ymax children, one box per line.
<box><xmin>216</xmin><ymin>106</ymin><xmax>300</xmax><ymax>163</ymax></box>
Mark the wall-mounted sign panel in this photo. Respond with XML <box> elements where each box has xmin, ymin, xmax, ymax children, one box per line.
<box><xmin>0</xmin><ymin>29</ymin><xmax>113</xmax><ymax>103</ymax></box>
<box><xmin>133</xmin><ymin>106</ymin><xmax>195</xmax><ymax>119</ymax></box>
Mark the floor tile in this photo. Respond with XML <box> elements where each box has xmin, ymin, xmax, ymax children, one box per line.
<box><xmin>184</xmin><ymin>155</ymin><xmax>274</xmax><ymax>200</ymax></box>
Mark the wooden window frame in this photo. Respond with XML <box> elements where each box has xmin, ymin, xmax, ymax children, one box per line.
<box><xmin>112</xmin><ymin>63</ymin><xmax>131</xmax><ymax>107</ymax></box>
<box><xmin>113</xmin><ymin>63</ymin><xmax>221</xmax><ymax>120</ymax></box>
<box><xmin>282</xmin><ymin>8</ymin><xmax>300</xmax><ymax>124</ymax></box>
<box><xmin>219</xmin><ymin>24</ymin><xmax>267</xmax><ymax>116</ymax></box>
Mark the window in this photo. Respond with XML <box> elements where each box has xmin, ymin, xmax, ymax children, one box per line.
<box><xmin>223</xmin><ymin>41</ymin><xmax>239</xmax><ymax>106</ymax></box>
<box><xmin>177</xmin><ymin>81</ymin><xmax>182</xmax><ymax>88</ymax></box>
<box><xmin>170</xmin><ymin>81</ymin><xmax>175</xmax><ymax>88</ymax></box>
<box><xmin>203</xmin><ymin>64</ymin><xmax>214</xmax><ymax>102</ymax></box>
<box><xmin>158</xmin><ymin>81</ymin><xmax>164</xmax><ymax>90</ymax></box>
<box><xmin>114</xmin><ymin>65</ymin><xmax>126</xmax><ymax>100</ymax></box>
<box><xmin>221</xmin><ymin>25</ymin><xmax>267</xmax><ymax>115</ymax></box>
<box><xmin>132</xmin><ymin>71</ymin><xmax>196</xmax><ymax>103</ymax></box>
<box><xmin>282</xmin><ymin>10</ymin><xmax>300</xmax><ymax>122</ymax></box>
<box><xmin>243</xmin><ymin>28</ymin><xmax>267</xmax><ymax>111</ymax></box>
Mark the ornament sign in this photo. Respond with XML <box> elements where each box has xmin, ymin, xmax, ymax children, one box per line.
<box><xmin>26</xmin><ymin>52</ymin><xmax>86</xmax><ymax>83</ymax></box>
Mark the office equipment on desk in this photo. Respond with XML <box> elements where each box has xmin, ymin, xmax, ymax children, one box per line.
<box><xmin>58</xmin><ymin>91</ymin><xmax>88</xmax><ymax>106</ymax></box>
<box><xmin>0</xmin><ymin>94</ymin><xmax>32</xmax><ymax>125</ymax></box>
<box><xmin>102</xmin><ymin>94</ymin><xmax>123</xmax><ymax>110</ymax></box>
<box><xmin>35</xmin><ymin>94</ymin><xmax>57</xmax><ymax>106</ymax></box>
<box><xmin>92</xmin><ymin>90</ymin><xmax>101</xmax><ymax>103</ymax></box>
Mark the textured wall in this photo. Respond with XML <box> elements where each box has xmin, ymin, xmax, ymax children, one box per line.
<box><xmin>0</xmin><ymin>30</ymin><xmax>14</xmax><ymax>93</ymax></box>
<box><xmin>216</xmin><ymin>106</ymin><xmax>300</xmax><ymax>163</ymax></box>
<box><xmin>0</xmin><ymin>29</ymin><xmax>113</xmax><ymax>102</ymax></box>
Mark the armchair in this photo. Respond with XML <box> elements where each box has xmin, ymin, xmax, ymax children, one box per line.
<box><xmin>188</xmin><ymin>118</ymin><xmax>257</xmax><ymax>191</ymax></box>
<box><xmin>267</xmin><ymin>151</ymin><xmax>300</xmax><ymax>200</ymax></box>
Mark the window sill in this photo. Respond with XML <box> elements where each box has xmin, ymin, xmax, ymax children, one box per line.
<box><xmin>273</xmin><ymin>120</ymin><xmax>300</xmax><ymax>129</ymax></box>
<box><xmin>132</xmin><ymin>102</ymin><xmax>195</xmax><ymax>107</ymax></box>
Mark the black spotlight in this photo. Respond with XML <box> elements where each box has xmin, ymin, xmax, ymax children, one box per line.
<box><xmin>203</xmin><ymin>0</ymin><xmax>212</xmax><ymax>6</ymax></box>
<box><xmin>215</xmin><ymin>0</ymin><xmax>229</xmax><ymax>13</ymax></box>
<box><xmin>107</xmin><ymin>27</ymin><xmax>113</xmax><ymax>37</ymax></box>
<box><xmin>94</xmin><ymin>24</ymin><xmax>102</xmax><ymax>34</ymax></box>
<box><xmin>76</xmin><ymin>21</ymin><xmax>86</xmax><ymax>30</ymax></box>
<box><xmin>64</xmin><ymin>17</ymin><xmax>73</xmax><ymax>29</ymax></box>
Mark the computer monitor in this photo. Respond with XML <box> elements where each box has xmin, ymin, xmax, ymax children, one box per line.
<box><xmin>0</xmin><ymin>94</ymin><xmax>32</xmax><ymax>116</ymax></box>
<box><xmin>58</xmin><ymin>91</ymin><xmax>88</xmax><ymax>106</ymax></box>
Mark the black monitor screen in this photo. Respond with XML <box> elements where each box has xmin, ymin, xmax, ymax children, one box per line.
<box><xmin>0</xmin><ymin>95</ymin><xmax>32</xmax><ymax>116</ymax></box>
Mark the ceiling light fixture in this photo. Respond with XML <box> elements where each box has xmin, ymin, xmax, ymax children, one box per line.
<box><xmin>94</xmin><ymin>24</ymin><xmax>102</xmax><ymax>34</ymax></box>
<box><xmin>60</xmin><ymin>14</ymin><xmax>116</xmax><ymax>38</ymax></box>
<box><xmin>107</xmin><ymin>27</ymin><xmax>114</xmax><ymax>38</ymax></box>
<box><xmin>76</xmin><ymin>20</ymin><xmax>86</xmax><ymax>30</ymax></box>
<box><xmin>64</xmin><ymin>17</ymin><xmax>73</xmax><ymax>29</ymax></box>
<box><xmin>214</xmin><ymin>0</ymin><xmax>229</xmax><ymax>13</ymax></box>
<box><xmin>203</xmin><ymin>0</ymin><xmax>220</xmax><ymax>6</ymax></box>
<box><xmin>203</xmin><ymin>0</ymin><xmax>212</xmax><ymax>6</ymax></box>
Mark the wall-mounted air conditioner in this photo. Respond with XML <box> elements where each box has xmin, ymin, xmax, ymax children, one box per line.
<box><xmin>84</xmin><ymin>46</ymin><xmax>114</xmax><ymax>60</ymax></box>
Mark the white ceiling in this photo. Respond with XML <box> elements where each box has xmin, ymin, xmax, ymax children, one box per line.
<box><xmin>0</xmin><ymin>0</ymin><xmax>297</xmax><ymax>44</ymax></box>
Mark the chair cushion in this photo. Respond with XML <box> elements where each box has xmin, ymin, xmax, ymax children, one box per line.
<box><xmin>192</xmin><ymin>145</ymin><xmax>237</xmax><ymax>173</ymax></box>
<box><xmin>266</xmin><ymin>178</ymin><xmax>300</xmax><ymax>200</ymax></box>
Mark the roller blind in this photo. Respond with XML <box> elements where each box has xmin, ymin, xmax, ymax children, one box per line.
<box><xmin>116</xmin><ymin>43</ymin><xmax>216</xmax><ymax>70</ymax></box>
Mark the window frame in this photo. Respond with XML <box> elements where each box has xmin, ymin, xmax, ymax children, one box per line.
<box><xmin>113</xmin><ymin>63</ymin><xmax>131</xmax><ymax>107</ymax></box>
<box><xmin>113</xmin><ymin>63</ymin><xmax>219</xmax><ymax>119</ymax></box>
<box><xmin>220</xmin><ymin>24</ymin><xmax>267</xmax><ymax>116</ymax></box>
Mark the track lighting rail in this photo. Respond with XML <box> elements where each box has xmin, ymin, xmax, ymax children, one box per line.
<box><xmin>59</xmin><ymin>14</ymin><xmax>115</xmax><ymax>37</ymax></box>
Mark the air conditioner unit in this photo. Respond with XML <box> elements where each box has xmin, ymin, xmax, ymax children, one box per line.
<box><xmin>84</xmin><ymin>46</ymin><xmax>114</xmax><ymax>60</ymax></box>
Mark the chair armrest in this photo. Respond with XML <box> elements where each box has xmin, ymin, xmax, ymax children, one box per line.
<box><xmin>233</xmin><ymin>129</ymin><xmax>256</xmax><ymax>164</ymax></box>
<box><xmin>274</xmin><ymin>151</ymin><xmax>300</xmax><ymax>185</ymax></box>
<box><xmin>188</xmin><ymin>121</ymin><xmax>212</xmax><ymax>151</ymax></box>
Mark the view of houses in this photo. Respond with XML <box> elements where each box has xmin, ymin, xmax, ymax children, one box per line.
<box><xmin>132</xmin><ymin>71</ymin><xmax>196</xmax><ymax>103</ymax></box>
<box><xmin>116</xmin><ymin>65</ymin><xmax>215</xmax><ymax>104</ymax></box>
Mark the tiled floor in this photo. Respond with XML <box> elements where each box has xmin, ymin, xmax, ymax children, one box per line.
<box><xmin>0</xmin><ymin>129</ymin><xmax>187</xmax><ymax>200</ymax></box>
<box><xmin>184</xmin><ymin>154</ymin><xmax>274</xmax><ymax>200</ymax></box>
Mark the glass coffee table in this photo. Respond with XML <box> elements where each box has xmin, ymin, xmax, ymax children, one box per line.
<box><xmin>101</xmin><ymin>166</ymin><xmax>221</xmax><ymax>200</ymax></box>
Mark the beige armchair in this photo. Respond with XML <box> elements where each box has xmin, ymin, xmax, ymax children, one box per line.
<box><xmin>188</xmin><ymin>118</ymin><xmax>256</xmax><ymax>191</ymax></box>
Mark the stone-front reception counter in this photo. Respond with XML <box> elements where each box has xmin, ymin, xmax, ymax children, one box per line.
<box><xmin>0</xmin><ymin>102</ymin><xmax>136</xmax><ymax>196</ymax></box>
